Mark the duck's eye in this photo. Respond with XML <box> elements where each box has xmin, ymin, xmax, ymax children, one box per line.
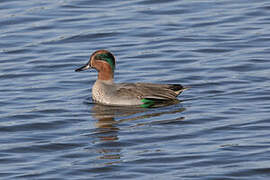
<box><xmin>95</xmin><ymin>53</ymin><xmax>115</xmax><ymax>70</ymax></box>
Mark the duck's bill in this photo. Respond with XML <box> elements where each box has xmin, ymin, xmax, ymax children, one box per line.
<box><xmin>75</xmin><ymin>64</ymin><xmax>91</xmax><ymax>72</ymax></box>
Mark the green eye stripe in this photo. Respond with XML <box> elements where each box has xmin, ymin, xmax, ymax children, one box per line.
<box><xmin>96</xmin><ymin>53</ymin><xmax>115</xmax><ymax>70</ymax></box>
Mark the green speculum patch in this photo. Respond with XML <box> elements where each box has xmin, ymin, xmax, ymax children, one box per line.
<box><xmin>140</xmin><ymin>98</ymin><xmax>155</xmax><ymax>108</ymax></box>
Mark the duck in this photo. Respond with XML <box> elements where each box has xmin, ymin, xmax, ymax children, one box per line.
<box><xmin>75</xmin><ymin>50</ymin><xmax>187</xmax><ymax>108</ymax></box>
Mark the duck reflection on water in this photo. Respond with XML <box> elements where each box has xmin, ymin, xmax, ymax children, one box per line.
<box><xmin>90</xmin><ymin>102</ymin><xmax>186</xmax><ymax>164</ymax></box>
<box><xmin>92</xmin><ymin>100</ymin><xmax>186</xmax><ymax>129</ymax></box>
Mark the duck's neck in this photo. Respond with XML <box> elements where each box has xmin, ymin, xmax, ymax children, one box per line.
<box><xmin>97</xmin><ymin>70</ymin><xmax>114</xmax><ymax>82</ymax></box>
<box><xmin>93</xmin><ymin>60</ymin><xmax>115</xmax><ymax>82</ymax></box>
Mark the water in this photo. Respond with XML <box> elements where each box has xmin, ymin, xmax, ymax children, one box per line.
<box><xmin>1</xmin><ymin>0</ymin><xmax>270</xmax><ymax>179</ymax></box>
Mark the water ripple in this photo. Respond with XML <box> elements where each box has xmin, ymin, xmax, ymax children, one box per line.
<box><xmin>1</xmin><ymin>0</ymin><xmax>270</xmax><ymax>179</ymax></box>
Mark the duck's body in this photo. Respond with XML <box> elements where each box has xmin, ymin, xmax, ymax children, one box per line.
<box><xmin>76</xmin><ymin>50</ymin><xmax>187</xmax><ymax>107</ymax></box>
<box><xmin>92</xmin><ymin>80</ymin><xmax>185</xmax><ymax>106</ymax></box>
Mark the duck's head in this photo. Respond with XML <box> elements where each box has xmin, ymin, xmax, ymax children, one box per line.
<box><xmin>75</xmin><ymin>50</ymin><xmax>116</xmax><ymax>81</ymax></box>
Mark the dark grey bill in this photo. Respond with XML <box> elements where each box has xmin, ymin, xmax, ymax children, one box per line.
<box><xmin>75</xmin><ymin>64</ymin><xmax>91</xmax><ymax>72</ymax></box>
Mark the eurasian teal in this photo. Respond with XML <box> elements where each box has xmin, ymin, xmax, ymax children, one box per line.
<box><xmin>75</xmin><ymin>50</ymin><xmax>187</xmax><ymax>107</ymax></box>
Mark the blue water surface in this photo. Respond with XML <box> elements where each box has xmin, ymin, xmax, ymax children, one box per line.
<box><xmin>1</xmin><ymin>0</ymin><xmax>270</xmax><ymax>179</ymax></box>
